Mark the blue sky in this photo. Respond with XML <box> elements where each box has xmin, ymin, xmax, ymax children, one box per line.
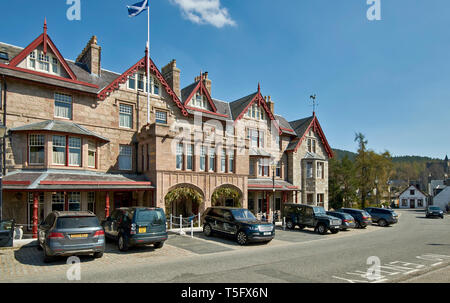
<box><xmin>0</xmin><ymin>0</ymin><xmax>448</xmax><ymax>159</ymax></box>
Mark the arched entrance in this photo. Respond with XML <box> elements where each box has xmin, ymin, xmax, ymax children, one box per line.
<box><xmin>211</xmin><ymin>184</ymin><xmax>243</xmax><ymax>208</ymax></box>
<box><xmin>164</xmin><ymin>184</ymin><xmax>204</xmax><ymax>217</ymax></box>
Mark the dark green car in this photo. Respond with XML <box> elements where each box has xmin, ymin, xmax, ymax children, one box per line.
<box><xmin>202</xmin><ymin>207</ymin><xmax>274</xmax><ymax>245</ymax></box>
<box><xmin>102</xmin><ymin>207</ymin><xmax>168</xmax><ymax>251</ymax></box>
<box><xmin>283</xmin><ymin>204</ymin><xmax>341</xmax><ymax>234</ymax></box>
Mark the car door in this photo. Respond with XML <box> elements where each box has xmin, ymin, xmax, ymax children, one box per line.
<box><xmin>0</xmin><ymin>220</ymin><xmax>15</xmax><ymax>247</ymax></box>
<box><xmin>295</xmin><ymin>206</ymin><xmax>304</xmax><ymax>225</ymax></box>
<box><xmin>212</xmin><ymin>209</ymin><xmax>226</xmax><ymax>234</ymax></box>
<box><xmin>222</xmin><ymin>210</ymin><xmax>238</xmax><ymax>235</ymax></box>
<box><xmin>303</xmin><ymin>207</ymin><xmax>315</xmax><ymax>227</ymax></box>
<box><xmin>367</xmin><ymin>209</ymin><xmax>379</xmax><ymax>222</ymax></box>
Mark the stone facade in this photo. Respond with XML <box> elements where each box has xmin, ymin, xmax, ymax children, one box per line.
<box><xmin>0</xmin><ymin>22</ymin><xmax>333</xmax><ymax>231</ymax></box>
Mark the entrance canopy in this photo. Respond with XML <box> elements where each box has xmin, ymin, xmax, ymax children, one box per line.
<box><xmin>3</xmin><ymin>169</ymin><xmax>154</xmax><ymax>191</ymax></box>
<box><xmin>248</xmin><ymin>178</ymin><xmax>299</xmax><ymax>191</ymax></box>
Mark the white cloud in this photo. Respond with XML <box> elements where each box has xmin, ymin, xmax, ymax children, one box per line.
<box><xmin>170</xmin><ymin>0</ymin><xmax>236</xmax><ymax>28</ymax></box>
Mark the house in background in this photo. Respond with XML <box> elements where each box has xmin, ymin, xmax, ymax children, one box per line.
<box><xmin>433</xmin><ymin>186</ymin><xmax>450</xmax><ymax>211</ymax></box>
<box><xmin>398</xmin><ymin>185</ymin><xmax>428</xmax><ymax>209</ymax></box>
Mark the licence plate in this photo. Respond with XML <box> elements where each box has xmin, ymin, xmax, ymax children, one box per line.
<box><xmin>70</xmin><ymin>234</ymin><xmax>88</xmax><ymax>238</ymax></box>
<box><xmin>349</xmin><ymin>221</ymin><xmax>354</xmax><ymax>223</ymax></box>
<box><xmin>139</xmin><ymin>227</ymin><xmax>146</xmax><ymax>234</ymax></box>
<box><xmin>263</xmin><ymin>232</ymin><xmax>271</xmax><ymax>236</ymax></box>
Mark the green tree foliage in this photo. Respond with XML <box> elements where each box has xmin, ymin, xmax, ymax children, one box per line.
<box><xmin>165</xmin><ymin>187</ymin><xmax>203</xmax><ymax>211</ymax></box>
<box><xmin>211</xmin><ymin>187</ymin><xmax>242</xmax><ymax>207</ymax></box>
<box><xmin>329</xmin><ymin>133</ymin><xmax>393</xmax><ymax>210</ymax></box>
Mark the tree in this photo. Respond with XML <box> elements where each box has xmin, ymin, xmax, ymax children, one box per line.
<box><xmin>354</xmin><ymin>133</ymin><xmax>370</xmax><ymax>209</ymax></box>
<box><xmin>211</xmin><ymin>187</ymin><xmax>242</xmax><ymax>207</ymax></box>
<box><xmin>329</xmin><ymin>155</ymin><xmax>358</xmax><ymax>209</ymax></box>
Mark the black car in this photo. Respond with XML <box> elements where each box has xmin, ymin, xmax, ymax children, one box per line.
<box><xmin>202</xmin><ymin>207</ymin><xmax>274</xmax><ymax>245</ymax></box>
<box><xmin>0</xmin><ymin>219</ymin><xmax>15</xmax><ymax>247</ymax></box>
<box><xmin>326</xmin><ymin>211</ymin><xmax>356</xmax><ymax>230</ymax></box>
<box><xmin>364</xmin><ymin>207</ymin><xmax>398</xmax><ymax>226</ymax></box>
<box><xmin>38</xmin><ymin>211</ymin><xmax>105</xmax><ymax>262</ymax></box>
<box><xmin>425</xmin><ymin>206</ymin><xmax>444</xmax><ymax>219</ymax></box>
<box><xmin>336</xmin><ymin>208</ymin><xmax>372</xmax><ymax>228</ymax></box>
<box><xmin>102</xmin><ymin>207</ymin><xmax>168</xmax><ymax>251</ymax></box>
<box><xmin>283</xmin><ymin>204</ymin><xmax>341</xmax><ymax>235</ymax></box>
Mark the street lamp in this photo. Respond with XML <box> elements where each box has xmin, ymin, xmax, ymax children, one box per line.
<box><xmin>374</xmin><ymin>177</ymin><xmax>379</xmax><ymax>207</ymax></box>
<box><xmin>0</xmin><ymin>124</ymin><xmax>7</xmax><ymax>221</ymax></box>
<box><xmin>271</xmin><ymin>164</ymin><xmax>276</xmax><ymax>223</ymax></box>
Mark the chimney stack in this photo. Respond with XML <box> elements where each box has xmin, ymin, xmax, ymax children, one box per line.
<box><xmin>76</xmin><ymin>36</ymin><xmax>101</xmax><ymax>76</ymax></box>
<box><xmin>267</xmin><ymin>95</ymin><xmax>275</xmax><ymax>114</ymax></box>
<box><xmin>195</xmin><ymin>72</ymin><xmax>212</xmax><ymax>95</ymax></box>
<box><xmin>162</xmin><ymin>59</ymin><xmax>181</xmax><ymax>98</ymax></box>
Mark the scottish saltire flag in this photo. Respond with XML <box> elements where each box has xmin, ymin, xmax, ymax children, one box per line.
<box><xmin>127</xmin><ymin>0</ymin><xmax>149</xmax><ymax>17</ymax></box>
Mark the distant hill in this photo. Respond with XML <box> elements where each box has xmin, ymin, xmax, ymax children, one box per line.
<box><xmin>332</xmin><ymin>148</ymin><xmax>356</xmax><ymax>161</ymax></box>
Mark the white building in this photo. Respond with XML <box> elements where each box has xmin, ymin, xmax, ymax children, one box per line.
<box><xmin>398</xmin><ymin>185</ymin><xmax>428</xmax><ymax>209</ymax></box>
<box><xmin>433</xmin><ymin>186</ymin><xmax>450</xmax><ymax>211</ymax></box>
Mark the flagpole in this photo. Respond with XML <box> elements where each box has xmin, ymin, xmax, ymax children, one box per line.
<box><xmin>147</xmin><ymin>0</ymin><xmax>150</xmax><ymax>124</ymax></box>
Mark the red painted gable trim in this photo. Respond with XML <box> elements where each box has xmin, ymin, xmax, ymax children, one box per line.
<box><xmin>9</xmin><ymin>33</ymin><xmax>77</xmax><ymax>81</ymax></box>
<box><xmin>248</xmin><ymin>184</ymin><xmax>284</xmax><ymax>189</ymax></box>
<box><xmin>234</xmin><ymin>89</ymin><xmax>282</xmax><ymax>135</ymax></box>
<box><xmin>184</xmin><ymin>79</ymin><xmax>218</xmax><ymax>113</ymax></box>
<box><xmin>97</xmin><ymin>56</ymin><xmax>188</xmax><ymax>117</ymax></box>
<box><xmin>0</xmin><ymin>63</ymin><xmax>98</xmax><ymax>89</ymax></box>
<box><xmin>292</xmin><ymin>116</ymin><xmax>333</xmax><ymax>158</ymax></box>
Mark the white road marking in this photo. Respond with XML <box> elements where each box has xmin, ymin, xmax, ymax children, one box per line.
<box><xmin>431</xmin><ymin>262</ymin><xmax>442</xmax><ymax>267</ymax></box>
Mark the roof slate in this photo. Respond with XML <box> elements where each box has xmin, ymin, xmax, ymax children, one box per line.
<box><xmin>10</xmin><ymin>120</ymin><xmax>110</xmax><ymax>142</ymax></box>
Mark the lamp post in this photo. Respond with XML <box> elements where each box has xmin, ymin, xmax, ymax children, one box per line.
<box><xmin>0</xmin><ymin>124</ymin><xmax>7</xmax><ymax>221</ymax></box>
<box><xmin>374</xmin><ymin>177</ymin><xmax>379</xmax><ymax>207</ymax></box>
<box><xmin>271</xmin><ymin>164</ymin><xmax>276</xmax><ymax>223</ymax></box>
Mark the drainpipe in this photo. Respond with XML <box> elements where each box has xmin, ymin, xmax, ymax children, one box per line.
<box><xmin>2</xmin><ymin>76</ymin><xmax>6</xmax><ymax>176</ymax></box>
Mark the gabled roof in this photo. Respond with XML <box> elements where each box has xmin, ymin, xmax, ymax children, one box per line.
<box><xmin>229</xmin><ymin>84</ymin><xmax>281</xmax><ymax>135</ymax></box>
<box><xmin>10</xmin><ymin>120</ymin><xmax>109</xmax><ymax>142</ymax></box>
<box><xmin>286</xmin><ymin>114</ymin><xmax>333</xmax><ymax>158</ymax></box>
<box><xmin>398</xmin><ymin>184</ymin><xmax>428</xmax><ymax>197</ymax></box>
<box><xmin>182</xmin><ymin>73</ymin><xmax>219</xmax><ymax>114</ymax></box>
<box><xmin>274</xmin><ymin>114</ymin><xmax>297</xmax><ymax>136</ymax></box>
<box><xmin>97</xmin><ymin>52</ymin><xmax>188</xmax><ymax>117</ymax></box>
<box><xmin>7</xmin><ymin>20</ymin><xmax>77</xmax><ymax>81</ymax></box>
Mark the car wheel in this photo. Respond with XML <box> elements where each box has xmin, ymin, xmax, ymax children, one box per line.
<box><xmin>43</xmin><ymin>247</ymin><xmax>53</xmax><ymax>263</ymax></box>
<box><xmin>118</xmin><ymin>234</ymin><xmax>129</xmax><ymax>252</ymax></box>
<box><xmin>93</xmin><ymin>251</ymin><xmax>104</xmax><ymax>259</ymax></box>
<box><xmin>236</xmin><ymin>231</ymin><xmax>248</xmax><ymax>245</ymax></box>
<box><xmin>286</xmin><ymin>220</ymin><xmax>295</xmax><ymax>230</ymax></box>
<box><xmin>317</xmin><ymin>224</ymin><xmax>327</xmax><ymax>235</ymax></box>
<box><xmin>330</xmin><ymin>229</ymin><xmax>339</xmax><ymax>234</ymax></box>
<box><xmin>203</xmin><ymin>224</ymin><xmax>212</xmax><ymax>237</ymax></box>
<box><xmin>378</xmin><ymin>219</ymin><xmax>387</xmax><ymax>227</ymax></box>
<box><xmin>154</xmin><ymin>242</ymin><xmax>164</xmax><ymax>249</ymax></box>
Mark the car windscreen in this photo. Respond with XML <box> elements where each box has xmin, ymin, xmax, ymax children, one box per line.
<box><xmin>136</xmin><ymin>209</ymin><xmax>165</xmax><ymax>225</ymax></box>
<box><xmin>429</xmin><ymin>207</ymin><xmax>440</xmax><ymax>211</ymax></box>
<box><xmin>56</xmin><ymin>216</ymin><xmax>99</xmax><ymax>229</ymax></box>
<box><xmin>231</xmin><ymin>209</ymin><xmax>257</xmax><ymax>221</ymax></box>
<box><xmin>313</xmin><ymin>207</ymin><xmax>326</xmax><ymax>215</ymax></box>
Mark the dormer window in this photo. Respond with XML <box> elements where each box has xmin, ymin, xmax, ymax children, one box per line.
<box><xmin>128</xmin><ymin>72</ymin><xmax>160</xmax><ymax>95</ymax></box>
<box><xmin>192</xmin><ymin>93</ymin><xmax>208</xmax><ymax>110</ymax></box>
<box><xmin>246</xmin><ymin>103</ymin><xmax>265</xmax><ymax>121</ymax></box>
<box><xmin>28</xmin><ymin>50</ymin><xmax>60</xmax><ymax>75</ymax></box>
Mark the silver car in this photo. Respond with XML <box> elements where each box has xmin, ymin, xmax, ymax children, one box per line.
<box><xmin>38</xmin><ymin>211</ymin><xmax>105</xmax><ymax>263</ymax></box>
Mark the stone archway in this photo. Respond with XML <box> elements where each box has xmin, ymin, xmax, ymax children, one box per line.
<box><xmin>164</xmin><ymin>183</ymin><xmax>205</xmax><ymax>217</ymax></box>
<box><xmin>211</xmin><ymin>184</ymin><xmax>243</xmax><ymax>208</ymax></box>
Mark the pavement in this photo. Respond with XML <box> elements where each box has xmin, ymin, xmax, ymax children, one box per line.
<box><xmin>0</xmin><ymin>209</ymin><xmax>449</xmax><ymax>283</ymax></box>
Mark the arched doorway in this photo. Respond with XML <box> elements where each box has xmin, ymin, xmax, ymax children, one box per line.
<box><xmin>164</xmin><ymin>184</ymin><xmax>204</xmax><ymax>217</ymax></box>
<box><xmin>211</xmin><ymin>185</ymin><xmax>243</xmax><ymax>208</ymax></box>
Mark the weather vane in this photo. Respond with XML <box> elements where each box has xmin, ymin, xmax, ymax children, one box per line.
<box><xmin>310</xmin><ymin>94</ymin><xmax>318</xmax><ymax>114</ymax></box>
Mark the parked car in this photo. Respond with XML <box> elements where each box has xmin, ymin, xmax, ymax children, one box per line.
<box><xmin>0</xmin><ymin>219</ymin><xmax>15</xmax><ymax>247</ymax></box>
<box><xmin>326</xmin><ymin>211</ymin><xmax>356</xmax><ymax>230</ymax></box>
<box><xmin>202</xmin><ymin>207</ymin><xmax>274</xmax><ymax>245</ymax></box>
<box><xmin>283</xmin><ymin>204</ymin><xmax>341</xmax><ymax>235</ymax></box>
<box><xmin>38</xmin><ymin>211</ymin><xmax>105</xmax><ymax>263</ymax></box>
<box><xmin>336</xmin><ymin>208</ymin><xmax>372</xmax><ymax>228</ymax></box>
<box><xmin>102</xmin><ymin>207</ymin><xmax>168</xmax><ymax>251</ymax></box>
<box><xmin>425</xmin><ymin>206</ymin><xmax>444</xmax><ymax>219</ymax></box>
<box><xmin>364</xmin><ymin>207</ymin><xmax>398</xmax><ymax>227</ymax></box>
